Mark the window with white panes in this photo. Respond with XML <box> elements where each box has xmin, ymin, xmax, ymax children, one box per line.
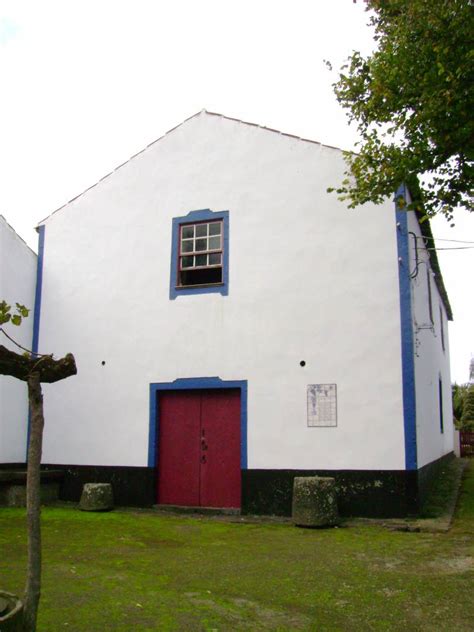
<box><xmin>178</xmin><ymin>220</ymin><xmax>223</xmax><ymax>287</ymax></box>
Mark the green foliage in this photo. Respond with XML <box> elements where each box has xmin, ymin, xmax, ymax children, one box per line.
<box><xmin>330</xmin><ymin>0</ymin><xmax>474</xmax><ymax>220</ymax></box>
<box><xmin>461</xmin><ymin>384</ymin><xmax>474</xmax><ymax>430</ymax></box>
<box><xmin>452</xmin><ymin>383</ymin><xmax>474</xmax><ymax>431</ymax></box>
<box><xmin>452</xmin><ymin>383</ymin><xmax>468</xmax><ymax>423</ymax></box>
<box><xmin>0</xmin><ymin>300</ymin><xmax>30</xmax><ymax>327</ymax></box>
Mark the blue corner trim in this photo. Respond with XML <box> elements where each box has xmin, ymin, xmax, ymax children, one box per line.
<box><xmin>169</xmin><ymin>209</ymin><xmax>229</xmax><ymax>299</ymax></box>
<box><xmin>27</xmin><ymin>225</ymin><xmax>45</xmax><ymax>459</ymax></box>
<box><xmin>148</xmin><ymin>377</ymin><xmax>248</xmax><ymax>469</ymax></box>
<box><xmin>395</xmin><ymin>185</ymin><xmax>417</xmax><ymax>470</ymax></box>
<box><xmin>32</xmin><ymin>225</ymin><xmax>45</xmax><ymax>354</ymax></box>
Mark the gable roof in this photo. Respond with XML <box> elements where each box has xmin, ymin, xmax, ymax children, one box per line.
<box><xmin>36</xmin><ymin>109</ymin><xmax>344</xmax><ymax>227</ymax></box>
<box><xmin>35</xmin><ymin>110</ymin><xmax>452</xmax><ymax>319</ymax></box>
<box><xmin>0</xmin><ymin>215</ymin><xmax>37</xmax><ymax>257</ymax></box>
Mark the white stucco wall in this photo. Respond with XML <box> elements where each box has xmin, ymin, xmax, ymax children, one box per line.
<box><xmin>407</xmin><ymin>210</ymin><xmax>453</xmax><ymax>468</ymax></box>
<box><xmin>0</xmin><ymin>216</ymin><xmax>37</xmax><ymax>463</ymax></box>
<box><xmin>38</xmin><ymin>112</ymin><xmax>406</xmax><ymax>471</ymax></box>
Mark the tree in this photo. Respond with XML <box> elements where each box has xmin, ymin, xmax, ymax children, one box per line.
<box><xmin>0</xmin><ymin>300</ymin><xmax>77</xmax><ymax>632</ymax></box>
<box><xmin>452</xmin><ymin>383</ymin><xmax>466</xmax><ymax>423</ymax></box>
<box><xmin>329</xmin><ymin>0</ymin><xmax>474</xmax><ymax>220</ymax></box>
<box><xmin>461</xmin><ymin>384</ymin><xmax>474</xmax><ymax>431</ymax></box>
<box><xmin>452</xmin><ymin>382</ymin><xmax>469</xmax><ymax>428</ymax></box>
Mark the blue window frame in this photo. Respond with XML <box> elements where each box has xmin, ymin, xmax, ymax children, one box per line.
<box><xmin>427</xmin><ymin>269</ymin><xmax>434</xmax><ymax>325</ymax></box>
<box><xmin>438</xmin><ymin>377</ymin><xmax>444</xmax><ymax>434</ymax></box>
<box><xmin>169</xmin><ymin>209</ymin><xmax>229</xmax><ymax>299</ymax></box>
<box><xmin>439</xmin><ymin>305</ymin><xmax>445</xmax><ymax>352</ymax></box>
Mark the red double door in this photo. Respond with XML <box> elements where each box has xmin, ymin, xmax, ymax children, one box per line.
<box><xmin>157</xmin><ymin>389</ymin><xmax>241</xmax><ymax>508</ymax></box>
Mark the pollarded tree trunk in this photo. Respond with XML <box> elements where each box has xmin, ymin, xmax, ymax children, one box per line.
<box><xmin>0</xmin><ymin>344</ymin><xmax>76</xmax><ymax>632</ymax></box>
<box><xmin>23</xmin><ymin>373</ymin><xmax>44</xmax><ymax>632</ymax></box>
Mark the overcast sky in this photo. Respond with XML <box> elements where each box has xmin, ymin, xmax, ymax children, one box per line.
<box><xmin>0</xmin><ymin>0</ymin><xmax>472</xmax><ymax>383</ymax></box>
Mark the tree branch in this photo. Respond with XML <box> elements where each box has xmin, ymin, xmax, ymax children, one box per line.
<box><xmin>0</xmin><ymin>327</ymin><xmax>47</xmax><ymax>356</ymax></box>
<box><xmin>0</xmin><ymin>345</ymin><xmax>77</xmax><ymax>383</ymax></box>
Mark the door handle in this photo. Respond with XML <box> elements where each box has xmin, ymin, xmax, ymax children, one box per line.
<box><xmin>201</xmin><ymin>439</ymin><xmax>208</xmax><ymax>451</ymax></box>
<box><xmin>201</xmin><ymin>454</ymin><xmax>207</xmax><ymax>464</ymax></box>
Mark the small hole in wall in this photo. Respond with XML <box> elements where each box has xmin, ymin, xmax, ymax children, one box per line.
<box><xmin>300</xmin><ymin>361</ymin><xmax>306</xmax><ymax>367</ymax></box>
<box><xmin>101</xmin><ymin>361</ymin><xmax>106</xmax><ymax>366</ymax></box>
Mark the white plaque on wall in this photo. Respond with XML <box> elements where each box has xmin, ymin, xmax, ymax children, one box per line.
<box><xmin>307</xmin><ymin>384</ymin><xmax>337</xmax><ymax>427</ymax></box>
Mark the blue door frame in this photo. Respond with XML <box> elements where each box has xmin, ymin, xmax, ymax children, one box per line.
<box><xmin>148</xmin><ymin>377</ymin><xmax>248</xmax><ymax>469</ymax></box>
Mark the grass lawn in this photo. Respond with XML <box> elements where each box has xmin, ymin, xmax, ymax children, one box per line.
<box><xmin>1</xmin><ymin>463</ymin><xmax>473</xmax><ymax>632</ymax></box>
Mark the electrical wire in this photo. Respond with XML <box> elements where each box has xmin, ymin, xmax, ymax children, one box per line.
<box><xmin>415</xmin><ymin>236</ymin><xmax>474</xmax><ymax>244</ymax></box>
<box><xmin>433</xmin><ymin>239</ymin><xmax>474</xmax><ymax>244</ymax></box>
<box><xmin>427</xmin><ymin>246</ymin><xmax>474</xmax><ymax>251</ymax></box>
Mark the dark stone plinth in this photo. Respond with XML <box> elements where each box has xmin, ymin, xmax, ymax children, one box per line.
<box><xmin>292</xmin><ymin>476</ymin><xmax>339</xmax><ymax>527</ymax></box>
<box><xmin>79</xmin><ymin>483</ymin><xmax>114</xmax><ymax>512</ymax></box>
<box><xmin>0</xmin><ymin>469</ymin><xmax>63</xmax><ymax>507</ymax></box>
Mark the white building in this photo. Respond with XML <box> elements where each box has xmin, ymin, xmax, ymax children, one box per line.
<box><xmin>2</xmin><ymin>112</ymin><xmax>454</xmax><ymax>516</ymax></box>
<box><xmin>0</xmin><ymin>216</ymin><xmax>37</xmax><ymax>464</ymax></box>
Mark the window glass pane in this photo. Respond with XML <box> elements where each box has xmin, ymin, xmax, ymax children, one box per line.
<box><xmin>209</xmin><ymin>253</ymin><xmax>221</xmax><ymax>265</ymax></box>
<box><xmin>195</xmin><ymin>238</ymin><xmax>207</xmax><ymax>252</ymax></box>
<box><xmin>195</xmin><ymin>254</ymin><xmax>207</xmax><ymax>267</ymax></box>
<box><xmin>182</xmin><ymin>225</ymin><xmax>194</xmax><ymax>239</ymax></box>
<box><xmin>181</xmin><ymin>240</ymin><xmax>194</xmax><ymax>253</ymax></box>
<box><xmin>209</xmin><ymin>236</ymin><xmax>221</xmax><ymax>250</ymax></box>
<box><xmin>180</xmin><ymin>267</ymin><xmax>222</xmax><ymax>287</ymax></box>
<box><xmin>209</xmin><ymin>222</ymin><xmax>221</xmax><ymax>236</ymax></box>
<box><xmin>181</xmin><ymin>256</ymin><xmax>194</xmax><ymax>269</ymax></box>
<box><xmin>196</xmin><ymin>224</ymin><xmax>207</xmax><ymax>237</ymax></box>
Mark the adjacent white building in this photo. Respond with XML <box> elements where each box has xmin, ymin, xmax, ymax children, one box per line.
<box><xmin>0</xmin><ymin>215</ymin><xmax>37</xmax><ymax>464</ymax></box>
<box><xmin>1</xmin><ymin>112</ymin><xmax>454</xmax><ymax>515</ymax></box>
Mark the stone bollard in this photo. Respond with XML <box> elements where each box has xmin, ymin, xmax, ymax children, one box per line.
<box><xmin>292</xmin><ymin>476</ymin><xmax>339</xmax><ymax>527</ymax></box>
<box><xmin>79</xmin><ymin>483</ymin><xmax>114</xmax><ymax>512</ymax></box>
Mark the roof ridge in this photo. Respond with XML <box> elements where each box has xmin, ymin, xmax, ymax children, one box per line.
<box><xmin>204</xmin><ymin>110</ymin><xmax>346</xmax><ymax>152</ymax></box>
<box><xmin>36</xmin><ymin>109</ymin><xmax>204</xmax><ymax>226</ymax></box>
<box><xmin>36</xmin><ymin>110</ymin><xmax>345</xmax><ymax>227</ymax></box>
